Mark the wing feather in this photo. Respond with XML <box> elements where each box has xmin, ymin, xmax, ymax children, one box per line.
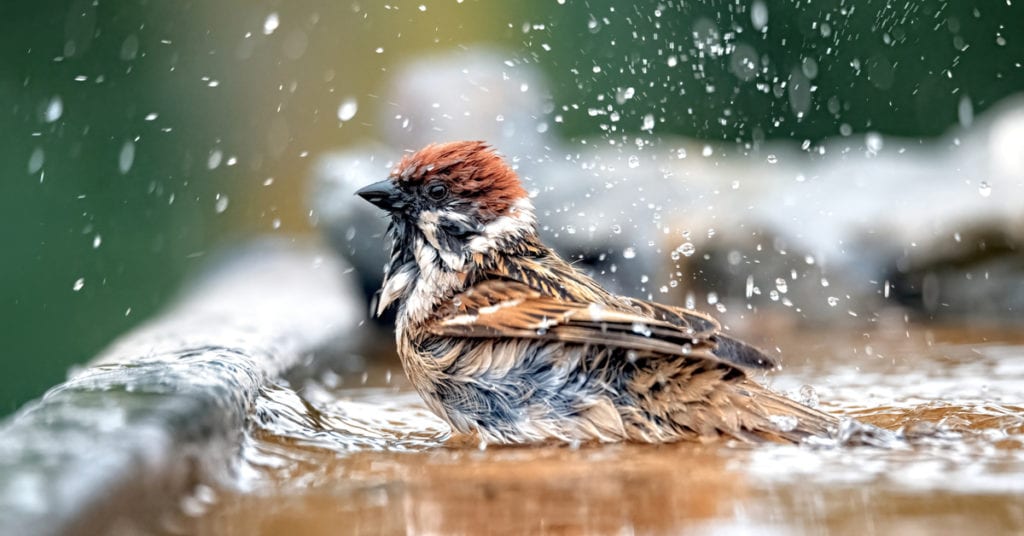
<box><xmin>429</xmin><ymin>280</ymin><xmax>774</xmax><ymax>370</ymax></box>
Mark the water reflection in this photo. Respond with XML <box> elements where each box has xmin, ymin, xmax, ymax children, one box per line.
<box><xmin>189</xmin><ymin>328</ymin><xmax>1024</xmax><ymax>535</ymax></box>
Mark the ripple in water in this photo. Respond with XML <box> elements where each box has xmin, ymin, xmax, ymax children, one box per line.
<box><xmin>196</xmin><ymin>329</ymin><xmax>1024</xmax><ymax>534</ymax></box>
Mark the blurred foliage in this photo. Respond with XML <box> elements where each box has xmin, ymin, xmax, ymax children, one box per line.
<box><xmin>0</xmin><ymin>0</ymin><xmax>1021</xmax><ymax>413</ymax></box>
<box><xmin>538</xmin><ymin>0</ymin><xmax>1024</xmax><ymax>142</ymax></box>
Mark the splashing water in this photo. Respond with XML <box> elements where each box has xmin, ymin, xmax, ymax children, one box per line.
<box><xmin>184</xmin><ymin>328</ymin><xmax>1024</xmax><ymax>534</ymax></box>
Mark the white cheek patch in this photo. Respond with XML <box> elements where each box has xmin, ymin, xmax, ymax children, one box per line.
<box><xmin>418</xmin><ymin>209</ymin><xmax>474</xmax><ymax>271</ymax></box>
<box><xmin>468</xmin><ymin>198</ymin><xmax>537</xmax><ymax>254</ymax></box>
<box><xmin>417</xmin><ymin>210</ymin><xmax>443</xmax><ymax>251</ymax></box>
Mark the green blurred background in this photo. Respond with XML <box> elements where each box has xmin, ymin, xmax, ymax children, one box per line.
<box><xmin>1</xmin><ymin>0</ymin><xmax>1021</xmax><ymax>414</ymax></box>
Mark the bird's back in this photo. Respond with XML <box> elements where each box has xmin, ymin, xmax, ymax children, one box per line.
<box><xmin>409</xmin><ymin>243</ymin><xmax>842</xmax><ymax>444</ymax></box>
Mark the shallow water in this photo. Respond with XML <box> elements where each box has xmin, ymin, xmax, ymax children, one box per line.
<box><xmin>184</xmin><ymin>326</ymin><xmax>1024</xmax><ymax>535</ymax></box>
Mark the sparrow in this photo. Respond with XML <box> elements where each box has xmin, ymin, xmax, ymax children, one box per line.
<box><xmin>356</xmin><ymin>141</ymin><xmax>841</xmax><ymax>444</ymax></box>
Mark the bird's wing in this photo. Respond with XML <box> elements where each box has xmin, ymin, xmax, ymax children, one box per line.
<box><xmin>618</xmin><ymin>298</ymin><xmax>720</xmax><ymax>338</ymax></box>
<box><xmin>620</xmin><ymin>297</ymin><xmax>779</xmax><ymax>369</ymax></box>
<box><xmin>429</xmin><ymin>280</ymin><xmax>775</xmax><ymax>370</ymax></box>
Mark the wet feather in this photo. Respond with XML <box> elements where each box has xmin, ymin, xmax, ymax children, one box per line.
<box><xmin>365</xmin><ymin>141</ymin><xmax>841</xmax><ymax>445</ymax></box>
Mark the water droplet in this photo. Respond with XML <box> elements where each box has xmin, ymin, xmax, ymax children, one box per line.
<box><xmin>120</xmin><ymin>35</ymin><xmax>139</xmax><ymax>61</ymax></box>
<box><xmin>337</xmin><ymin>98</ymin><xmax>358</xmax><ymax>122</ymax></box>
<box><xmin>769</xmin><ymin>414</ymin><xmax>798</xmax><ymax>432</ymax></box>
<box><xmin>207</xmin><ymin>149</ymin><xmax>223</xmax><ymax>170</ymax></box>
<box><xmin>72</xmin><ymin>278</ymin><xmax>85</xmax><ymax>292</ymax></box>
<box><xmin>978</xmin><ymin>181</ymin><xmax>991</xmax><ymax>197</ymax></box>
<box><xmin>44</xmin><ymin>96</ymin><xmax>63</xmax><ymax>123</ymax></box>
<box><xmin>827</xmin><ymin>296</ymin><xmax>839</xmax><ymax>307</ymax></box>
<box><xmin>610</xmin><ymin>224</ymin><xmax>622</xmax><ymax>234</ymax></box>
<box><xmin>707</xmin><ymin>292</ymin><xmax>719</xmax><ymax>305</ymax></box>
<box><xmin>631</xmin><ymin>322</ymin><xmax>653</xmax><ymax>337</ymax></box>
<box><xmin>751</xmin><ymin>0</ymin><xmax>769</xmax><ymax>31</ymax></box>
<box><xmin>92</xmin><ymin>235</ymin><xmax>102</xmax><ymax>249</ymax></box>
<box><xmin>702</xmin><ymin>145</ymin><xmax>713</xmax><ymax>157</ymax></box>
<box><xmin>215</xmin><ymin>194</ymin><xmax>229</xmax><ymax>213</ymax></box>
<box><xmin>622</xmin><ymin>247</ymin><xmax>636</xmax><ymax>259</ymax></box>
<box><xmin>801</xmin><ymin>57</ymin><xmax>819</xmax><ymax>79</ymax></box>
<box><xmin>118</xmin><ymin>140</ymin><xmax>135</xmax><ymax>174</ymax></box>
<box><xmin>641</xmin><ymin>113</ymin><xmax>655</xmax><ymax>131</ymax></box>
<box><xmin>766</xmin><ymin>154</ymin><xmax>778</xmax><ymax>164</ymax></box>
<box><xmin>263</xmin><ymin>12</ymin><xmax>280</xmax><ymax>35</ymax></box>
<box><xmin>676</xmin><ymin>242</ymin><xmax>696</xmax><ymax>257</ymax></box>
<box><xmin>775</xmin><ymin>277</ymin><xmax>788</xmax><ymax>294</ymax></box>
<box><xmin>28</xmin><ymin>147</ymin><xmax>45</xmax><ymax>174</ymax></box>
<box><xmin>799</xmin><ymin>385</ymin><xmax>820</xmax><ymax>407</ymax></box>
<box><xmin>627</xmin><ymin>155</ymin><xmax>640</xmax><ymax>168</ymax></box>
<box><xmin>958</xmin><ymin>95</ymin><xmax>974</xmax><ymax>128</ymax></box>
<box><xmin>865</xmin><ymin>132</ymin><xmax>884</xmax><ymax>154</ymax></box>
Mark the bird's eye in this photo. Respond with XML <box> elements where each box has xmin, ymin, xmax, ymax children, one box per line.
<box><xmin>426</xmin><ymin>183</ymin><xmax>449</xmax><ymax>201</ymax></box>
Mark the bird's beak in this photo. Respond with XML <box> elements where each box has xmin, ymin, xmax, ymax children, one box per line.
<box><xmin>355</xmin><ymin>180</ymin><xmax>404</xmax><ymax>212</ymax></box>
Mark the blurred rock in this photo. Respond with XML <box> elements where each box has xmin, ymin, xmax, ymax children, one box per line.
<box><xmin>312</xmin><ymin>143</ymin><xmax>393</xmax><ymax>305</ymax></box>
<box><xmin>311</xmin><ymin>48</ymin><xmax>668</xmax><ymax>300</ymax></box>
<box><xmin>662</xmin><ymin>97</ymin><xmax>1024</xmax><ymax>324</ymax></box>
<box><xmin>312</xmin><ymin>47</ymin><xmax>1024</xmax><ymax>325</ymax></box>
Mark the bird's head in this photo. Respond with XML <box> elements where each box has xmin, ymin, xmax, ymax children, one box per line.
<box><xmin>356</xmin><ymin>141</ymin><xmax>536</xmax><ymax>268</ymax></box>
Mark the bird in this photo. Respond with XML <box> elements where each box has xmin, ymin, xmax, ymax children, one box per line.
<box><xmin>355</xmin><ymin>140</ymin><xmax>842</xmax><ymax>445</ymax></box>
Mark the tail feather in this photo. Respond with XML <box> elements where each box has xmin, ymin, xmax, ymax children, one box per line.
<box><xmin>736</xmin><ymin>380</ymin><xmax>841</xmax><ymax>442</ymax></box>
<box><xmin>712</xmin><ymin>334</ymin><xmax>780</xmax><ymax>370</ymax></box>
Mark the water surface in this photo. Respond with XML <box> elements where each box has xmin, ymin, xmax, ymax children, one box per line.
<box><xmin>185</xmin><ymin>326</ymin><xmax>1024</xmax><ymax>535</ymax></box>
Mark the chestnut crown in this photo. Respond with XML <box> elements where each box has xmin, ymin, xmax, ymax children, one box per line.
<box><xmin>357</xmin><ymin>141</ymin><xmax>527</xmax><ymax>221</ymax></box>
